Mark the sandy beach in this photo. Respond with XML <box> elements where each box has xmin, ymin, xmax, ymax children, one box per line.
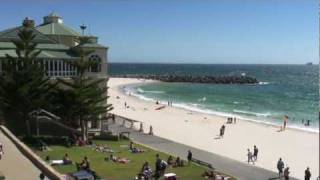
<box><xmin>108</xmin><ymin>78</ymin><xmax>319</xmax><ymax>179</ymax></box>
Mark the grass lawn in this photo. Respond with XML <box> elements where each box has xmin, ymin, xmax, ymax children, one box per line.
<box><xmin>35</xmin><ymin>140</ymin><xmax>233</xmax><ymax>180</ymax></box>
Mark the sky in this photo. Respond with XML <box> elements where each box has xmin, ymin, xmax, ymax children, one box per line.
<box><xmin>0</xmin><ymin>0</ymin><xmax>318</xmax><ymax>64</ymax></box>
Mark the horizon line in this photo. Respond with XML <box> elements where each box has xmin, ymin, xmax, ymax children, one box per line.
<box><xmin>109</xmin><ymin>62</ymin><xmax>319</xmax><ymax>65</ymax></box>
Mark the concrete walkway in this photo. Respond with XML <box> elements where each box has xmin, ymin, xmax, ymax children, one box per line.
<box><xmin>0</xmin><ymin>131</ymin><xmax>41</xmax><ymax>180</ymax></box>
<box><xmin>108</xmin><ymin>120</ymin><xmax>298</xmax><ymax>180</ymax></box>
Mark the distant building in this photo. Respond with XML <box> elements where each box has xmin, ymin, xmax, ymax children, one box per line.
<box><xmin>0</xmin><ymin>13</ymin><xmax>108</xmax><ymax>79</ymax></box>
<box><xmin>0</xmin><ymin>13</ymin><xmax>109</xmax><ymax>130</ymax></box>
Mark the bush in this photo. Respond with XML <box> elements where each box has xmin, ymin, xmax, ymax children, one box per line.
<box><xmin>93</xmin><ymin>132</ymin><xmax>129</xmax><ymax>141</ymax></box>
<box><xmin>22</xmin><ymin>135</ymin><xmax>71</xmax><ymax>147</ymax></box>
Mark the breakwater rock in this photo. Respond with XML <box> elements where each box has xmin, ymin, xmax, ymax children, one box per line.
<box><xmin>112</xmin><ymin>74</ymin><xmax>259</xmax><ymax>84</ymax></box>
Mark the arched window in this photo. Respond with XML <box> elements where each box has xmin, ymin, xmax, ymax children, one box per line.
<box><xmin>88</xmin><ymin>54</ymin><xmax>101</xmax><ymax>72</ymax></box>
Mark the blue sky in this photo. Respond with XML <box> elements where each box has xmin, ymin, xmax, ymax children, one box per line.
<box><xmin>0</xmin><ymin>0</ymin><xmax>318</xmax><ymax>64</ymax></box>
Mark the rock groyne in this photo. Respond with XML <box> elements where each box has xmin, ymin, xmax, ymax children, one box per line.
<box><xmin>112</xmin><ymin>74</ymin><xmax>258</xmax><ymax>84</ymax></box>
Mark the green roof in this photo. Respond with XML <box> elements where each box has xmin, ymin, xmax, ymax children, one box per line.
<box><xmin>77</xmin><ymin>43</ymin><xmax>107</xmax><ymax>49</ymax></box>
<box><xmin>0</xmin><ymin>26</ymin><xmax>56</xmax><ymax>43</ymax></box>
<box><xmin>0</xmin><ymin>42</ymin><xmax>69</xmax><ymax>50</ymax></box>
<box><xmin>36</xmin><ymin>23</ymin><xmax>81</xmax><ymax>36</ymax></box>
<box><xmin>0</xmin><ymin>49</ymin><xmax>78</xmax><ymax>59</ymax></box>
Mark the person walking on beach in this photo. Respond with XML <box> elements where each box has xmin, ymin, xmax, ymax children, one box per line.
<box><xmin>139</xmin><ymin>122</ymin><xmax>144</xmax><ymax>132</ymax></box>
<box><xmin>283</xmin><ymin>115</ymin><xmax>289</xmax><ymax>131</ymax></box>
<box><xmin>124</xmin><ymin>102</ymin><xmax>127</xmax><ymax>108</ymax></box>
<box><xmin>187</xmin><ymin>150</ymin><xmax>192</xmax><ymax>165</ymax></box>
<box><xmin>304</xmin><ymin>167</ymin><xmax>311</xmax><ymax>180</ymax></box>
<box><xmin>247</xmin><ymin>149</ymin><xmax>254</xmax><ymax>164</ymax></box>
<box><xmin>220</xmin><ymin>125</ymin><xmax>225</xmax><ymax>138</ymax></box>
<box><xmin>149</xmin><ymin>125</ymin><xmax>153</xmax><ymax>135</ymax></box>
<box><xmin>253</xmin><ymin>145</ymin><xmax>258</xmax><ymax>161</ymax></box>
<box><xmin>277</xmin><ymin>158</ymin><xmax>284</xmax><ymax>178</ymax></box>
<box><xmin>284</xmin><ymin>167</ymin><xmax>290</xmax><ymax>180</ymax></box>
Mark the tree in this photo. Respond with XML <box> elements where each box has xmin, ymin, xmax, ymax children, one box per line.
<box><xmin>0</xmin><ymin>28</ymin><xmax>52</xmax><ymax>136</ymax></box>
<box><xmin>56</xmin><ymin>37</ymin><xmax>113</xmax><ymax>141</ymax></box>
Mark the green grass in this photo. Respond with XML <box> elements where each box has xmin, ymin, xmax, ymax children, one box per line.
<box><xmin>35</xmin><ymin>140</ymin><xmax>233</xmax><ymax>180</ymax></box>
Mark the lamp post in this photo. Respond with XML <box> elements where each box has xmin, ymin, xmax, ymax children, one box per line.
<box><xmin>80</xmin><ymin>23</ymin><xmax>87</xmax><ymax>36</ymax></box>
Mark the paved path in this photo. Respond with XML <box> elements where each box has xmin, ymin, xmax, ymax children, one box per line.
<box><xmin>108</xmin><ymin>119</ymin><xmax>298</xmax><ymax>180</ymax></box>
<box><xmin>0</xmin><ymin>131</ymin><xmax>41</xmax><ymax>180</ymax></box>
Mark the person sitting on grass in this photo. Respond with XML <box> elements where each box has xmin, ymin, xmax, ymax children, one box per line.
<box><xmin>129</xmin><ymin>142</ymin><xmax>145</xmax><ymax>153</ymax></box>
<box><xmin>174</xmin><ymin>157</ymin><xmax>184</xmax><ymax>167</ymax></box>
<box><xmin>131</xmin><ymin>147</ymin><xmax>145</xmax><ymax>153</ymax></box>
<box><xmin>140</xmin><ymin>161</ymin><xmax>153</xmax><ymax>180</ymax></box>
<box><xmin>63</xmin><ymin>153</ymin><xmax>72</xmax><ymax>165</ymax></box>
<box><xmin>76</xmin><ymin>137</ymin><xmax>86</xmax><ymax>146</ymax></box>
<box><xmin>108</xmin><ymin>154</ymin><xmax>130</xmax><ymax>164</ymax></box>
<box><xmin>76</xmin><ymin>156</ymin><xmax>90</xmax><ymax>170</ymax></box>
<box><xmin>202</xmin><ymin>170</ymin><xmax>216</xmax><ymax>179</ymax></box>
<box><xmin>95</xmin><ymin>144</ymin><xmax>114</xmax><ymax>153</ymax></box>
<box><xmin>167</xmin><ymin>156</ymin><xmax>175</xmax><ymax>167</ymax></box>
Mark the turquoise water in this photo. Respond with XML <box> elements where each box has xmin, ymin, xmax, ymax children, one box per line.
<box><xmin>109</xmin><ymin>63</ymin><xmax>319</xmax><ymax>132</ymax></box>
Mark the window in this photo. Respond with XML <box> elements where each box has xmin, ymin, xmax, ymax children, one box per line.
<box><xmin>88</xmin><ymin>54</ymin><xmax>101</xmax><ymax>72</ymax></box>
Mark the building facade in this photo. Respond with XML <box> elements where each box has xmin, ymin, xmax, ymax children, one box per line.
<box><xmin>0</xmin><ymin>13</ymin><xmax>109</xmax><ymax>130</ymax></box>
<box><xmin>0</xmin><ymin>13</ymin><xmax>108</xmax><ymax>79</ymax></box>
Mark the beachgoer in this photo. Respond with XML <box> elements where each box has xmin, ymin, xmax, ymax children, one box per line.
<box><xmin>253</xmin><ymin>145</ymin><xmax>258</xmax><ymax>161</ymax></box>
<box><xmin>130</xmin><ymin>121</ymin><xmax>134</xmax><ymax>128</ymax></box>
<box><xmin>112</xmin><ymin>114</ymin><xmax>115</xmax><ymax>123</ymax></box>
<box><xmin>149</xmin><ymin>125</ymin><xmax>153</xmax><ymax>135</ymax></box>
<box><xmin>174</xmin><ymin>157</ymin><xmax>183</xmax><ymax>167</ymax></box>
<box><xmin>129</xmin><ymin>141</ymin><xmax>134</xmax><ymax>150</ymax></box>
<box><xmin>247</xmin><ymin>149</ymin><xmax>254</xmax><ymax>164</ymax></box>
<box><xmin>283</xmin><ymin>115</ymin><xmax>289</xmax><ymax>131</ymax></box>
<box><xmin>80</xmin><ymin>156</ymin><xmax>90</xmax><ymax>170</ymax></box>
<box><xmin>0</xmin><ymin>142</ymin><xmax>4</xmax><ymax>160</ymax></box>
<box><xmin>141</xmin><ymin>161</ymin><xmax>152</xmax><ymax>180</ymax></box>
<box><xmin>277</xmin><ymin>158</ymin><xmax>284</xmax><ymax>178</ymax></box>
<box><xmin>220</xmin><ymin>125</ymin><xmax>226</xmax><ymax>138</ymax></box>
<box><xmin>305</xmin><ymin>167</ymin><xmax>311</xmax><ymax>180</ymax></box>
<box><xmin>63</xmin><ymin>153</ymin><xmax>72</xmax><ymax>165</ymax></box>
<box><xmin>306</xmin><ymin>120</ymin><xmax>311</xmax><ymax>126</ymax></box>
<box><xmin>187</xmin><ymin>150</ymin><xmax>192</xmax><ymax>164</ymax></box>
<box><xmin>39</xmin><ymin>172</ymin><xmax>45</xmax><ymax>180</ymax></box>
<box><xmin>139</xmin><ymin>122</ymin><xmax>143</xmax><ymax>132</ymax></box>
<box><xmin>160</xmin><ymin>159</ymin><xmax>168</xmax><ymax>173</ymax></box>
<box><xmin>155</xmin><ymin>154</ymin><xmax>162</xmax><ymax>179</ymax></box>
<box><xmin>234</xmin><ymin>117</ymin><xmax>236</xmax><ymax>124</ymax></box>
<box><xmin>124</xmin><ymin>102</ymin><xmax>127</xmax><ymax>108</ymax></box>
<box><xmin>202</xmin><ymin>170</ymin><xmax>215</xmax><ymax>179</ymax></box>
<box><xmin>167</xmin><ymin>155</ymin><xmax>174</xmax><ymax>167</ymax></box>
<box><xmin>284</xmin><ymin>167</ymin><xmax>290</xmax><ymax>180</ymax></box>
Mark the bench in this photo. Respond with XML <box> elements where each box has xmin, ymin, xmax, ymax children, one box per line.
<box><xmin>191</xmin><ymin>158</ymin><xmax>213</xmax><ymax>169</ymax></box>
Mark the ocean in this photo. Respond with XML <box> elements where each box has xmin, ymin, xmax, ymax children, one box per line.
<box><xmin>109</xmin><ymin>63</ymin><xmax>319</xmax><ymax>132</ymax></box>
